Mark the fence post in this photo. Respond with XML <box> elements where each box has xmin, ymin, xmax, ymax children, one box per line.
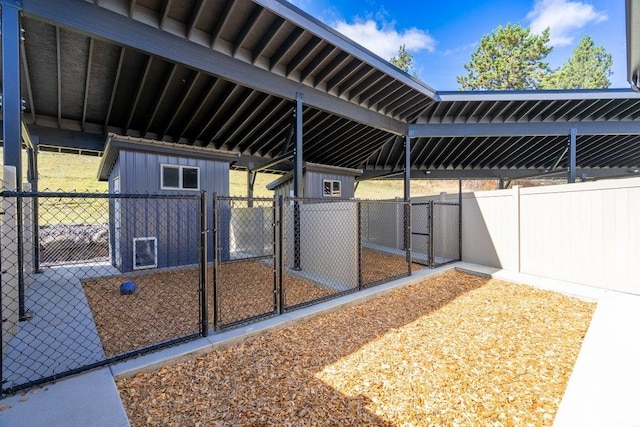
<box><xmin>357</xmin><ymin>201</ymin><xmax>362</xmax><ymax>289</ymax></box>
<box><xmin>212</xmin><ymin>194</ymin><xmax>219</xmax><ymax>331</ymax></box>
<box><xmin>272</xmin><ymin>197</ymin><xmax>278</xmax><ymax>313</ymax></box>
<box><xmin>429</xmin><ymin>200</ymin><xmax>435</xmax><ymax>268</ymax></box>
<box><xmin>406</xmin><ymin>200</ymin><xmax>412</xmax><ymax>276</ymax></box>
<box><xmin>199</xmin><ymin>191</ymin><xmax>208</xmax><ymax>337</ymax></box>
<box><xmin>278</xmin><ymin>195</ymin><xmax>285</xmax><ymax>314</ymax></box>
<box><xmin>458</xmin><ymin>180</ymin><xmax>463</xmax><ymax>262</ymax></box>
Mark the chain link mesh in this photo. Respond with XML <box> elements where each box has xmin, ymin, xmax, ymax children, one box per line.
<box><xmin>1</xmin><ymin>191</ymin><xmax>204</xmax><ymax>393</ymax></box>
<box><xmin>1</xmin><ymin>191</ymin><xmax>460</xmax><ymax>393</ymax></box>
<box><xmin>212</xmin><ymin>197</ymin><xmax>278</xmax><ymax>329</ymax></box>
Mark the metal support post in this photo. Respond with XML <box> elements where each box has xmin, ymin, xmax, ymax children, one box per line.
<box><xmin>568</xmin><ymin>128</ymin><xmax>577</xmax><ymax>184</ymax></box>
<box><xmin>212</xmin><ymin>194</ymin><xmax>219</xmax><ymax>331</ymax></box>
<box><xmin>278</xmin><ymin>195</ymin><xmax>285</xmax><ymax>314</ymax></box>
<box><xmin>271</xmin><ymin>197</ymin><xmax>277</xmax><ymax>312</ymax></box>
<box><xmin>404</xmin><ymin>135</ymin><xmax>411</xmax><ymax>202</ymax></box>
<box><xmin>293</xmin><ymin>92</ymin><xmax>304</xmax><ymax>198</ymax></box>
<box><xmin>199</xmin><ymin>191</ymin><xmax>208</xmax><ymax>337</ymax></box>
<box><xmin>2</xmin><ymin>1</ymin><xmax>24</xmax><ymax>189</ymax></box>
<box><xmin>293</xmin><ymin>92</ymin><xmax>303</xmax><ymax>270</ymax></box>
<box><xmin>357</xmin><ymin>201</ymin><xmax>362</xmax><ymax>289</ymax></box>
<box><xmin>458</xmin><ymin>178</ymin><xmax>462</xmax><ymax>262</ymax></box>
<box><xmin>247</xmin><ymin>162</ymin><xmax>254</xmax><ymax>208</ymax></box>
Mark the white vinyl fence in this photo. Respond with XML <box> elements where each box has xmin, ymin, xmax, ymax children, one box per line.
<box><xmin>461</xmin><ymin>177</ymin><xmax>640</xmax><ymax>295</ymax></box>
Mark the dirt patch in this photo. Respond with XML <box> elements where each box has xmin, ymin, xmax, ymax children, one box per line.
<box><xmin>117</xmin><ymin>270</ymin><xmax>595</xmax><ymax>426</ymax></box>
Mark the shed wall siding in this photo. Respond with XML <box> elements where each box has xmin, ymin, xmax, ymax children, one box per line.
<box><xmin>111</xmin><ymin>149</ymin><xmax>229</xmax><ymax>272</ymax></box>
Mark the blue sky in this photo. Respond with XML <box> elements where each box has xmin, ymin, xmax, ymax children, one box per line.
<box><xmin>288</xmin><ymin>0</ymin><xmax>627</xmax><ymax>90</ymax></box>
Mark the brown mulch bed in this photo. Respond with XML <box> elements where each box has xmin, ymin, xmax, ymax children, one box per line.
<box><xmin>116</xmin><ymin>270</ymin><xmax>595</xmax><ymax>426</ymax></box>
<box><xmin>84</xmin><ymin>251</ymin><xmax>419</xmax><ymax>356</ymax></box>
<box><xmin>361</xmin><ymin>248</ymin><xmax>424</xmax><ymax>285</ymax></box>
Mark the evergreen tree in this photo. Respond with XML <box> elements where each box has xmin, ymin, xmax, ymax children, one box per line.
<box><xmin>390</xmin><ymin>44</ymin><xmax>414</xmax><ymax>73</ymax></box>
<box><xmin>457</xmin><ymin>24</ymin><xmax>552</xmax><ymax>90</ymax></box>
<box><xmin>540</xmin><ymin>35</ymin><xmax>612</xmax><ymax>89</ymax></box>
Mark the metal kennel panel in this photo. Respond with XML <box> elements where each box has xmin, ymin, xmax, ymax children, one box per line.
<box><xmin>432</xmin><ymin>201</ymin><xmax>462</xmax><ymax>267</ymax></box>
<box><xmin>212</xmin><ymin>196</ymin><xmax>278</xmax><ymax>330</ymax></box>
<box><xmin>281</xmin><ymin>197</ymin><xmax>360</xmax><ymax>311</ymax></box>
<box><xmin>359</xmin><ymin>199</ymin><xmax>412</xmax><ymax>288</ymax></box>
<box><xmin>0</xmin><ymin>191</ymin><xmax>207</xmax><ymax>395</ymax></box>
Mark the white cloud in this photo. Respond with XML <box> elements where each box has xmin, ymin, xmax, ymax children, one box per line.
<box><xmin>526</xmin><ymin>0</ymin><xmax>607</xmax><ymax>46</ymax></box>
<box><xmin>333</xmin><ymin>19</ymin><xmax>436</xmax><ymax>60</ymax></box>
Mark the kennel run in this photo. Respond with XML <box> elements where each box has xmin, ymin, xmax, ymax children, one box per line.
<box><xmin>1</xmin><ymin>177</ymin><xmax>459</xmax><ymax>395</ymax></box>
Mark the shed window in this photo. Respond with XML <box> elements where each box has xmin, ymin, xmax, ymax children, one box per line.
<box><xmin>323</xmin><ymin>179</ymin><xmax>341</xmax><ymax>197</ymax></box>
<box><xmin>161</xmin><ymin>164</ymin><xmax>200</xmax><ymax>190</ymax></box>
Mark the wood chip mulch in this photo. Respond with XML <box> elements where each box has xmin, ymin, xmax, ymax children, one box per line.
<box><xmin>116</xmin><ymin>270</ymin><xmax>595</xmax><ymax>426</ymax></box>
<box><xmin>83</xmin><ymin>251</ymin><xmax>416</xmax><ymax>356</ymax></box>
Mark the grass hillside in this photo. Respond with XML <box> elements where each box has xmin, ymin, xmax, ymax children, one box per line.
<box><xmin>1</xmin><ymin>148</ymin><xmax>494</xmax><ymax>198</ymax></box>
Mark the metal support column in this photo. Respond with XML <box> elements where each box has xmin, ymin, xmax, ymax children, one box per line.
<box><xmin>1</xmin><ymin>0</ymin><xmax>23</xmax><ymax>189</ymax></box>
<box><xmin>293</xmin><ymin>92</ymin><xmax>304</xmax><ymax>197</ymax></box>
<box><xmin>404</xmin><ymin>135</ymin><xmax>412</xmax><ymax>272</ymax></box>
<box><xmin>293</xmin><ymin>92</ymin><xmax>303</xmax><ymax>270</ymax></box>
<box><xmin>568</xmin><ymin>128</ymin><xmax>577</xmax><ymax>184</ymax></box>
<box><xmin>247</xmin><ymin>162</ymin><xmax>254</xmax><ymax>208</ymax></box>
<box><xmin>199</xmin><ymin>191</ymin><xmax>208</xmax><ymax>337</ymax></box>
<box><xmin>404</xmin><ymin>135</ymin><xmax>411</xmax><ymax>202</ymax></box>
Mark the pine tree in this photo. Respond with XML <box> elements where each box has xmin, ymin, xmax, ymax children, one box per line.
<box><xmin>540</xmin><ymin>36</ymin><xmax>612</xmax><ymax>89</ymax></box>
<box><xmin>457</xmin><ymin>24</ymin><xmax>552</xmax><ymax>90</ymax></box>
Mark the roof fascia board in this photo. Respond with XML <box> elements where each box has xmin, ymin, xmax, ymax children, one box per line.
<box><xmin>437</xmin><ymin>89</ymin><xmax>640</xmax><ymax>102</ymax></box>
<box><xmin>255</xmin><ymin>0</ymin><xmax>439</xmax><ymax>100</ymax></box>
<box><xmin>23</xmin><ymin>0</ymin><xmax>407</xmax><ymax>136</ymax></box>
<box><xmin>409</xmin><ymin>120</ymin><xmax>640</xmax><ymax>138</ymax></box>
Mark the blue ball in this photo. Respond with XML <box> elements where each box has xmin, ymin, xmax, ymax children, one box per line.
<box><xmin>120</xmin><ymin>280</ymin><xmax>137</xmax><ymax>295</ymax></box>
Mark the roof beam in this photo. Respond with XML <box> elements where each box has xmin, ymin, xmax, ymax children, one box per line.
<box><xmin>286</xmin><ymin>36</ymin><xmax>321</xmax><ymax>77</ymax></box>
<box><xmin>360</xmin><ymin>167</ymin><xmax>637</xmax><ymax>180</ymax></box>
<box><xmin>159</xmin><ymin>0</ymin><xmax>173</xmax><ymax>30</ymax></box>
<box><xmin>269</xmin><ymin>27</ymin><xmax>304</xmax><ymax>70</ymax></box>
<box><xmin>233</xmin><ymin>6</ymin><xmax>265</xmax><ymax>57</ymax></box>
<box><xmin>56</xmin><ymin>26</ymin><xmax>62</xmax><ymax>128</ymax></box>
<box><xmin>252</xmin><ymin>15</ymin><xmax>284</xmax><ymax>63</ymax></box>
<box><xmin>210</xmin><ymin>0</ymin><xmax>235</xmax><ymax>46</ymax></box>
<box><xmin>124</xmin><ymin>56</ymin><xmax>153</xmax><ymax>134</ymax></box>
<box><xmin>81</xmin><ymin>38</ymin><xmax>94</xmax><ymax>132</ymax></box>
<box><xmin>25</xmin><ymin>0</ymin><xmax>406</xmax><ymax>135</ymax></box>
<box><xmin>143</xmin><ymin>63</ymin><xmax>177</xmax><ymax>137</ymax></box>
<box><xmin>409</xmin><ymin>120</ymin><xmax>640</xmax><ymax>138</ymax></box>
<box><xmin>104</xmin><ymin>46</ymin><xmax>125</xmax><ymax>133</ymax></box>
<box><xmin>20</xmin><ymin>38</ymin><xmax>37</xmax><ymax>124</ymax></box>
<box><xmin>160</xmin><ymin>71</ymin><xmax>201</xmax><ymax>140</ymax></box>
<box><xmin>186</xmin><ymin>0</ymin><xmax>206</xmax><ymax>40</ymax></box>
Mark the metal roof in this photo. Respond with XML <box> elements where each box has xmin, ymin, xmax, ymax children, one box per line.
<box><xmin>3</xmin><ymin>0</ymin><xmax>640</xmax><ymax>180</ymax></box>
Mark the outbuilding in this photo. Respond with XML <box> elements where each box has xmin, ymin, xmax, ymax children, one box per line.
<box><xmin>97</xmin><ymin>135</ymin><xmax>238</xmax><ymax>272</ymax></box>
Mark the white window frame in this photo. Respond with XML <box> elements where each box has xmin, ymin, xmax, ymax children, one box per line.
<box><xmin>323</xmin><ymin>179</ymin><xmax>341</xmax><ymax>197</ymax></box>
<box><xmin>133</xmin><ymin>237</ymin><xmax>158</xmax><ymax>270</ymax></box>
<box><xmin>160</xmin><ymin>164</ymin><xmax>200</xmax><ymax>191</ymax></box>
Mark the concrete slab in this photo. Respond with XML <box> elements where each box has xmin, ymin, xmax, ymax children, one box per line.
<box><xmin>0</xmin><ymin>367</ymin><xmax>129</xmax><ymax>427</ymax></box>
<box><xmin>553</xmin><ymin>295</ymin><xmax>640</xmax><ymax>427</ymax></box>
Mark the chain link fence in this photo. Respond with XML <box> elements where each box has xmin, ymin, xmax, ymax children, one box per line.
<box><xmin>2</xmin><ymin>191</ymin><xmax>460</xmax><ymax>394</ymax></box>
<box><xmin>1</xmin><ymin>191</ymin><xmax>206</xmax><ymax>394</ymax></box>
<box><xmin>211</xmin><ymin>196</ymin><xmax>278</xmax><ymax>330</ymax></box>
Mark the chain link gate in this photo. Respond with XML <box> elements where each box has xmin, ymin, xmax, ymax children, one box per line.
<box><xmin>1</xmin><ymin>191</ymin><xmax>208</xmax><ymax>394</ymax></box>
<box><xmin>211</xmin><ymin>196</ymin><xmax>278</xmax><ymax>330</ymax></box>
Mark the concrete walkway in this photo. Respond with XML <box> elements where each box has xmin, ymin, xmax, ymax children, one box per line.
<box><xmin>1</xmin><ymin>263</ymin><xmax>639</xmax><ymax>426</ymax></box>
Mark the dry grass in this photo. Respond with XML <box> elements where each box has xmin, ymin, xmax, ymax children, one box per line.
<box><xmin>116</xmin><ymin>270</ymin><xmax>595</xmax><ymax>426</ymax></box>
<box><xmin>83</xmin><ymin>251</ymin><xmax>414</xmax><ymax>356</ymax></box>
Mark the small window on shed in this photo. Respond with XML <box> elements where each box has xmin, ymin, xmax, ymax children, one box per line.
<box><xmin>161</xmin><ymin>164</ymin><xmax>200</xmax><ymax>190</ymax></box>
<box><xmin>133</xmin><ymin>237</ymin><xmax>157</xmax><ymax>270</ymax></box>
<box><xmin>323</xmin><ymin>179</ymin><xmax>341</xmax><ymax>197</ymax></box>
